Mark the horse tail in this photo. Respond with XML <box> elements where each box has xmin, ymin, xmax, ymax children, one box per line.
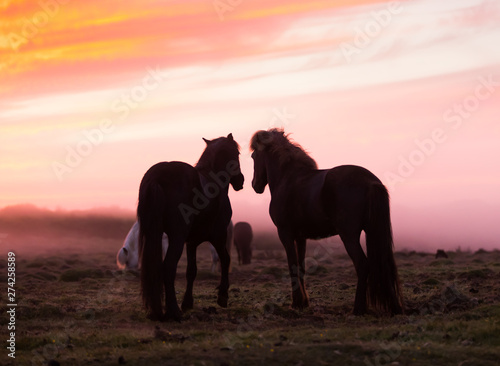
<box><xmin>226</xmin><ymin>221</ymin><xmax>234</xmax><ymax>272</ymax></box>
<box><xmin>226</xmin><ymin>220</ymin><xmax>234</xmax><ymax>253</ymax></box>
<box><xmin>137</xmin><ymin>178</ymin><xmax>165</xmax><ymax>318</ymax></box>
<box><xmin>365</xmin><ymin>183</ymin><xmax>404</xmax><ymax>315</ymax></box>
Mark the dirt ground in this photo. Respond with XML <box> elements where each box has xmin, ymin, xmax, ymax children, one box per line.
<box><xmin>2</xmin><ymin>236</ymin><xmax>500</xmax><ymax>366</ymax></box>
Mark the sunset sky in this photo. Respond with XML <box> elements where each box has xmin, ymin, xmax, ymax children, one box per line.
<box><xmin>1</xmin><ymin>0</ymin><xmax>499</xmax><ymax>249</ymax></box>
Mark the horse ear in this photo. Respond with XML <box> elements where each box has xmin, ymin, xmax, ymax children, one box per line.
<box><xmin>203</xmin><ymin>137</ymin><xmax>211</xmax><ymax>145</ymax></box>
<box><xmin>227</xmin><ymin>133</ymin><xmax>234</xmax><ymax>141</ymax></box>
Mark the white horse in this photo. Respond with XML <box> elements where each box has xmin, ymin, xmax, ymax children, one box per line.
<box><xmin>116</xmin><ymin>221</ymin><xmax>169</xmax><ymax>270</ymax></box>
<box><xmin>117</xmin><ymin>221</ymin><xmax>232</xmax><ymax>271</ymax></box>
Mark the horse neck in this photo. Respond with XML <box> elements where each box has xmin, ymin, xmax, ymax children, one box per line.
<box><xmin>265</xmin><ymin>155</ymin><xmax>288</xmax><ymax>194</ymax></box>
<box><xmin>197</xmin><ymin>165</ymin><xmax>230</xmax><ymax>195</ymax></box>
<box><xmin>266</xmin><ymin>154</ymin><xmax>313</xmax><ymax>194</ymax></box>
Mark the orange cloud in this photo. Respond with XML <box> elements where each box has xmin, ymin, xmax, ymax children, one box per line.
<box><xmin>1</xmin><ymin>0</ymin><xmax>387</xmax><ymax>100</ymax></box>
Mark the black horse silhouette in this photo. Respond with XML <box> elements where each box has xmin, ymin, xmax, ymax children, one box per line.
<box><xmin>250</xmin><ymin>129</ymin><xmax>403</xmax><ymax>315</ymax></box>
<box><xmin>138</xmin><ymin>134</ymin><xmax>244</xmax><ymax>321</ymax></box>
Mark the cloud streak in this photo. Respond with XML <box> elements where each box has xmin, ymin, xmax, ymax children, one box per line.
<box><xmin>1</xmin><ymin>0</ymin><xmax>499</xmax><ymax>248</ymax></box>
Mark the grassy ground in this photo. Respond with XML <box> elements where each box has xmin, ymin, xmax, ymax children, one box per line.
<box><xmin>2</xmin><ymin>238</ymin><xmax>500</xmax><ymax>366</ymax></box>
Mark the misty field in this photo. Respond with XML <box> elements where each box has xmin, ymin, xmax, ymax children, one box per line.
<box><xmin>2</xmin><ymin>227</ymin><xmax>500</xmax><ymax>366</ymax></box>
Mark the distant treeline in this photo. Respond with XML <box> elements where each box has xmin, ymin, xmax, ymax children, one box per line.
<box><xmin>0</xmin><ymin>204</ymin><xmax>135</xmax><ymax>240</ymax></box>
<box><xmin>0</xmin><ymin>204</ymin><xmax>286</xmax><ymax>248</ymax></box>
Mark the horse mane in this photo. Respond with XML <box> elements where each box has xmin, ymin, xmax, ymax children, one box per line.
<box><xmin>196</xmin><ymin>136</ymin><xmax>240</xmax><ymax>173</ymax></box>
<box><xmin>250</xmin><ymin>129</ymin><xmax>318</xmax><ymax>170</ymax></box>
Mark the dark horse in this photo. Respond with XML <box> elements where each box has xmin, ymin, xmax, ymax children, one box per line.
<box><xmin>138</xmin><ymin>134</ymin><xmax>244</xmax><ymax>321</ymax></box>
<box><xmin>234</xmin><ymin>222</ymin><xmax>253</xmax><ymax>265</ymax></box>
<box><xmin>250</xmin><ymin>129</ymin><xmax>403</xmax><ymax>315</ymax></box>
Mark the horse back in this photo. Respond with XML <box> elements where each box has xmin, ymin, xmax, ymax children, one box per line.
<box><xmin>271</xmin><ymin>165</ymin><xmax>384</xmax><ymax>238</ymax></box>
<box><xmin>141</xmin><ymin>162</ymin><xmax>201</xmax><ymax>230</ymax></box>
<box><xmin>143</xmin><ymin>161</ymin><xmax>200</xmax><ymax>196</ymax></box>
<box><xmin>322</xmin><ymin>165</ymin><xmax>384</xmax><ymax>229</ymax></box>
<box><xmin>322</xmin><ymin>165</ymin><xmax>382</xmax><ymax>201</ymax></box>
<box><xmin>142</xmin><ymin>161</ymin><xmax>232</xmax><ymax>242</ymax></box>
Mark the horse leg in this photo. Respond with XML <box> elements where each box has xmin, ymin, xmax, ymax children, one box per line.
<box><xmin>226</xmin><ymin>226</ymin><xmax>233</xmax><ymax>273</ymax></box>
<box><xmin>278</xmin><ymin>229</ymin><xmax>307</xmax><ymax>309</ymax></box>
<box><xmin>235</xmin><ymin>240</ymin><xmax>242</xmax><ymax>265</ymax></box>
<box><xmin>340</xmin><ymin>232</ymin><xmax>368</xmax><ymax>315</ymax></box>
<box><xmin>181</xmin><ymin>241</ymin><xmax>198</xmax><ymax>312</ymax></box>
<box><xmin>213</xmin><ymin>237</ymin><xmax>230</xmax><ymax>308</ymax></box>
<box><xmin>244</xmin><ymin>242</ymin><xmax>252</xmax><ymax>264</ymax></box>
<box><xmin>296</xmin><ymin>238</ymin><xmax>309</xmax><ymax>307</ymax></box>
<box><xmin>162</xmin><ymin>239</ymin><xmax>184</xmax><ymax>321</ymax></box>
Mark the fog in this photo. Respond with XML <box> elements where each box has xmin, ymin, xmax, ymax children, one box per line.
<box><xmin>391</xmin><ymin>202</ymin><xmax>500</xmax><ymax>251</ymax></box>
<box><xmin>0</xmin><ymin>204</ymin><xmax>135</xmax><ymax>257</ymax></box>
<box><xmin>229</xmin><ymin>196</ymin><xmax>500</xmax><ymax>252</ymax></box>
<box><xmin>1</xmin><ymin>201</ymin><xmax>498</xmax><ymax>259</ymax></box>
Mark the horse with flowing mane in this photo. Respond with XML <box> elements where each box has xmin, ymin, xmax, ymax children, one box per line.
<box><xmin>138</xmin><ymin>133</ymin><xmax>244</xmax><ymax>321</ymax></box>
<box><xmin>250</xmin><ymin>129</ymin><xmax>403</xmax><ymax>315</ymax></box>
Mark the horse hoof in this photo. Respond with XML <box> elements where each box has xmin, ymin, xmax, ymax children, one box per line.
<box><xmin>391</xmin><ymin>305</ymin><xmax>404</xmax><ymax>316</ymax></box>
<box><xmin>165</xmin><ymin>311</ymin><xmax>183</xmax><ymax>322</ymax></box>
<box><xmin>217</xmin><ymin>295</ymin><xmax>228</xmax><ymax>308</ymax></box>
<box><xmin>181</xmin><ymin>299</ymin><xmax>193</xmax><ymax>312</ymax></box>
<box><xmin>146</xmin><ymin>311</ymin><xmax>164</xmax><ymax>322</ymax></box>
<box><xmin>352</xmin><ymin>308</ymin><xmax>366</xmax><ymax>316</ymax></box>
<box><xmin>291</xmin><ymin>294</ymin><xmax>308</xmax><ymax>310</ymax></box>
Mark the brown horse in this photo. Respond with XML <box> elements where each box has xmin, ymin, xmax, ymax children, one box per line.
<box><xmin>138</xmin><ymin>134</ymin><xmax>244</xmax><ymax>321</ymax></box>
<box><xmin>250</xmin><ymin>129</ymin><xmax>403</xmax><ymax>315</ymax></box>
<box><xmin>233</xmin><ymin>221</ymin><xmax>253</xmax><ymax>265</ymax></box>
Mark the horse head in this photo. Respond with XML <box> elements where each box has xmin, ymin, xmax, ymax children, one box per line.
<box><xmin>117</xmin><ymin>246</ymin><xmax>140</xmax><ymax>270</ymax></box>
<box><xmin>250</xmin><ymin>130</ymin><xmax>274</xmax><ymax>194</ymax></box>
<box><xmin>201</xmin><ymin>133</ymin><xmax>244</xmax><ymax>191</ymax></box>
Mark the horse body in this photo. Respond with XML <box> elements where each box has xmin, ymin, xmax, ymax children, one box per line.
<box><xmin>138</xmin><ymin>134</ymin><xmax>243</xmax><ymax>321</ymax></box>
<box><xmin>251</xmin><ymin>129</ymin><xmax>403</xmax><ymax>315</ymax></box>
<box><xmin>270</xmin><ymin>165</ymin><xmax>381</xmax><ymax>239</ymax></box>
<box><xmin>269</xmin><ymin>169</ymin><xmax>333</xmax><ymax>238</ymax></box>
<box><xmin>116</xmin><ymin>221</ymin><xmax>169</xmax><ymax>270</ymax></box>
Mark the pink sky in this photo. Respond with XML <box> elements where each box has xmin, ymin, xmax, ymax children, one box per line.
<box><xmin>1</xmin><ymin>0</ymin><xmax>500</xmax><ymax>249</ymax></box>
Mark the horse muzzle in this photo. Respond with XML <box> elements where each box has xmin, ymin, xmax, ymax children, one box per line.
<box><xmin>231</xmin><ymin>173</ymin><xmax>244</xmax><ymax>191</ymax></box>
<box><xmin>252</xmin><ymin>180</ymin><xmax>265</xmax><ymax>194</ymax></box>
